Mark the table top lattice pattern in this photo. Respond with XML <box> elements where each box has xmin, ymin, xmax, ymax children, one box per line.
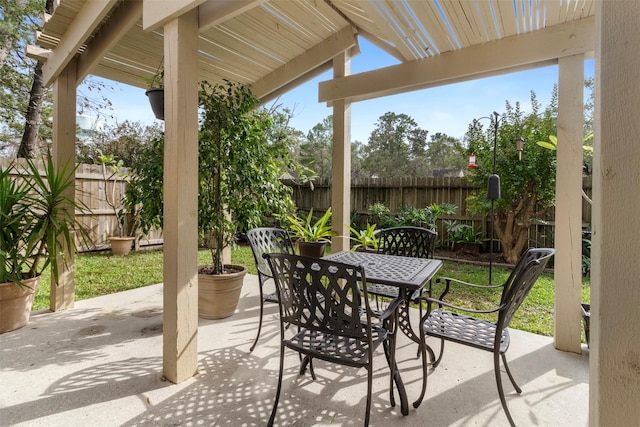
<box><xmin>324</xmin><ymin>251</ymin><xmax>442</xmax><ymax>290</ymax></box>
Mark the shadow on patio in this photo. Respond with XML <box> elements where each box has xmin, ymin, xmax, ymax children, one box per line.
<box><xmin>0</xmin><ymin>275</ymin><xmax>588</xmax><ymax>426</ymax></box>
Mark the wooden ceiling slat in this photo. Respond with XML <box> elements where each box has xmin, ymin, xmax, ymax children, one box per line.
<box><xmin>199</xmin><ymin>27</ymin><xmax>281</xmax><ymax>70</ymax></box>
<box><xmin>439</xmin><ymin>1</ymin><xmax>474</xmax><ymax>47</ymax></box>
<box><xmin>558</xmin><ymin>1</ymin><xmax>569</xmax><ymax>23</ymax></box>
<box><xmin>476</xmin><ymin>0</ymin><xmax>499</xmax><ymax>41</ymax></box>
<box><xmin>458</xmin><ymin>0</ymin><xmax>487</xmax><ymax>42</ymax></box>
<box><xmin>496</xmin><ymin>0</ymin><xmax>517</xmax><ymax>38</ymax></box>
<box><xmin>545</xmin><ymin>0</ymin><xmax>561</xmax><ymax>27</ymax></box>
<box><xmin>395</xmin><ymin>1</ymin><xmax>439</xmax><ymax>57</ymax></box>
<box><xmin>357</xmin><ymin>0</ymin><xmax>414</xmax><ymax>60</ymax></box>
<box><xmin>36</xmin><ymin>0</ymin><xmax>593</xmax><ymax>97</ymax></box>
<box><xmin>380</xmin><ymin>0</ymin><xmax>425</xmax><ymax>59</ymax></box>
<box><xmin>408</xmin><ymin>0</ymin><xmax>453</xmax><ymax>54</ymax></box>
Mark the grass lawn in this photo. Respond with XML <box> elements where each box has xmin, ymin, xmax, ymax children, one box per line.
<box><xmin>33</xmin><ymin>246</ymin><xmax>591</xmax><ymax>339</ymax></box>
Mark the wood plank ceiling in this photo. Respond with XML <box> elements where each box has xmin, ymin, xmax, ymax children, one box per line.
<box><xmin>36</xmin><ymin>0</ymin><xmax>595</xmax><ymax>99</ymax></box>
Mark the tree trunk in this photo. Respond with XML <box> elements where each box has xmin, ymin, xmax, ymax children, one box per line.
<box><xmin>17</xmin><ymin>60</ymin><xmax>45</xmax><ymax>158</ymax></box>
<box><xmin>16</xmin><ymin>0</ymin><xmax>54</xmax><ymax>159</ymax></box>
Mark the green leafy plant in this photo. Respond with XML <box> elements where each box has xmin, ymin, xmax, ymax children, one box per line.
<box><xmin>444</xmin><ymin>220</ymin><xmax>483</xmax><ymax>249</ymax></box>
<box><xmin>125</xmin><ymin>81</ymin><xmax>300</xmax><ymax>274</ymax></box>
<box><xmin>198</xmin><ymin>80</ymin><xmax>295</xmax><ymax>274</ymax></box>
<box><xmin>368</xmin><ymin>202</ymin><xmax>457</xmax><ymax>230</ymax></box>
<box><xmin>0</xmin><ymin>155</ymin><xmax>91</xmax><ymax>286</ymax></box>
<box><xmin>286</xmin><ymin>208</ymin><xmax>333</xmax><ymax>243</ymax></box>
<box><xmin>124</xmin><ymin>135</ymin><xmax>164</xmax><ymax>238</ymax></box>
<box><xmin>96</xmin><ymin>150</ymin><xmax>133</xmax><ymax>238</ymax></box>
<box><xmin>537</xmin><ymin>133</ymin><xmax>594</xmax><ymax>205</ymax></box>
<box><xmin>348</xmin><ymin>222</ymin><xmax>379</xmax><ymax>251</ymax></box>
<box><xmin>144</xmin><ymin>66</ymin><xmax>164</xmax><ymax>89</ymax></box>
<box><xmin>396</xmin><ymin>203</ymin><xmax>457</xmax><ymax>229</ymax></box>
<box><xmin>466</xmin><ymin>98</ymin><xmax>557</xmax><ymax>263</ymax></box>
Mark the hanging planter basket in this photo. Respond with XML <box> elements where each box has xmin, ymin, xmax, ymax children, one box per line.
<box><xmin>145</xmin><ymin>88</ymin><xmax>164</xmax><ymax>120</ymax></box>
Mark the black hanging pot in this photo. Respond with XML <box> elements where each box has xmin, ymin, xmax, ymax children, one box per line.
<box><xmin>145</xmin><ymin>88</ymin><xmax>164</xmax><ymax>120</ymax></box>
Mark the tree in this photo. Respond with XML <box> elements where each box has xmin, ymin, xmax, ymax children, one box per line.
<box><xmin>1</xmin><ymin>0</ymin><xmax>112</xmax><ymax>158</ymax></box>
<box><xmin>299</xmin><ymin>115</ymin><xmax>333</xmax><ymax>180</ymax></box>
<box><xmin>425</xmin><ymin>132</ymin><xmax>467</xmax><ymax>173</ymax></box>
<box><xmin>465</xmin><ymin>92</ymin><xmax>557</xmax><ymax>263</ymax></box>
<box><xmin>361</xmin><ymin>112</ymin><xmax>428</xmax><ymax>178</ymax></box>
<box><xmin>0</xmin><ymin>0</ymin><xmax>50</xmax><ymax>156</ymax></box>
<box><xmin>76</xmin><ymin>120</ymin><xmax>163</xmax><ymax>166</ymax></box>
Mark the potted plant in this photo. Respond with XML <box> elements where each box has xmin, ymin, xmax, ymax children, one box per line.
<box><xmin>0</xmin><ymin>156</ymin><xmax>90</xmax><ymax>333</ymax></box>
<box><xmin>444</xmin><ymin>220</ymin><xmax>484</xmax><ymax>253</ymax></box>
<box><xmin>145</xmin><ymin>68</ymin><xmax>164</xmax><ymax>120</ymax></box>
<box><xmin>286</xmin><ymin>208</ymin><xmax>333</xmax><ymax>257</ymax></box>
<box><xmin>348</xmin><ymin>222</ymin><xmax>379</xmax><ymax>252</ymax></box>
<box><xmin>129</xmin><ymin>80</ymin><xmax>295</xmax><ymax>319</ymax></box>
<box><xmin>96</xmin><ymin>151</ymin><xmax>136</xmax><ymax>255</ymax></box>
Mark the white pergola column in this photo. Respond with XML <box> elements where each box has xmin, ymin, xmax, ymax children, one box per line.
<box><xmin>331</xmin><ymin>50</ymin><xmax>352</xmax><ymax>252</ymax></box>
<box><xmin>162</xmin><ymin>9</ymin><xmax>199</xmax><ymax>383</ymax></box>
<box><xmin>50</xmin><ymin>59</ymin><xmax>77</xmax><ymax>312</ymax></box>
<box><xmin>553</xmin><ymin>54</ymin><xmax>584</xmax><ymax>353</ymax></box>
<box><xmin>591</xmin><ymin>1</ymin><xmax>640</xmax><ymax>424</ymax></box>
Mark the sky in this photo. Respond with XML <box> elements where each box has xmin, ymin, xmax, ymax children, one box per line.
<box><xmin>83</xmin><ymin>38</ymin><xmax>595</xmax><ymax>144</ymax></box>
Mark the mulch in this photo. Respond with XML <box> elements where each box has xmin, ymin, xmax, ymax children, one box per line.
<box><xmin>434</xmin><ymin>248</ymin><xmax>512</xmax><ymax>267</ymax></box>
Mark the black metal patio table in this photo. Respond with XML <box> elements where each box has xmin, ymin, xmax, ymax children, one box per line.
<box><xmin>323</xmin><ymin>251</ymin><xmax>443</xmax><ymax>416</ymax></box>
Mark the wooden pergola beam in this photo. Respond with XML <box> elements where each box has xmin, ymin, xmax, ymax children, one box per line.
<box><xmin>252</xmin><ymin>26</ymin><xmax>357</xmax><ymax>101</ymax></box>
<box><xmin>42</xmin><ymin>0</ymin><xmax>118</xmax><ymax>87</ymax></box>
<box><xmin>319</xmin><ymin>17</ymin><xmax>595</xmax><ymax>103</ymax></box>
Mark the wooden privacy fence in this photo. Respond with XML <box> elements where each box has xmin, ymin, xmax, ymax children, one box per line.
<box><xmin>286</xmin><ymin>176</ymin><xmax>593</xmax><ymax>249</ymax></box>
<box><xmin>4</xmin><ymin>159</ymin><xmax>162</xmax><ymax>252</ymax></box>
<box><xmin>4</xmin><ymin>158</ymin><xmax>591</xmax><ymax>252</ymax></box>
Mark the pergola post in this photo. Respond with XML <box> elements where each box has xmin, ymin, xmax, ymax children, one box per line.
<box><xmin>553</xmin><ymin>54</ymin><xmax>584</xmax><ymax>353</ymax></box>
<box><xmin>50</xmin><ymin>59</ymin><xmax>77</xmax><ymax>312</ymax></box>
<box><xmin>591</xmin><ymin>1</ymin><xmax>640</xmax><ymax>423</ymax></box>
<box><xmin>162</xmin><ymin>9</ymin><xmax>199</xmax><ymax>383</ymax></box>
<box><xmin>331</xmin><ymin>49</ymin><xmax>352</xmax><ymax>252</ymax></box>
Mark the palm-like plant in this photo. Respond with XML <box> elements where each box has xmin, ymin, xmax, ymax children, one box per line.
<box><xmin>0</xmin><ymin>155</ymin><xmax>90</xmax><ymax>287</ymax></box>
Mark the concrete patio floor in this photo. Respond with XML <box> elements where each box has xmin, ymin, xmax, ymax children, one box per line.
<box><xmin>1</xmin><ymin>275</ymin><xmax>589</xmax><ymax>426</ymax></box>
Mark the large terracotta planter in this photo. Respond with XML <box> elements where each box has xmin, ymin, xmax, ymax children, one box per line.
<box><xmin>297</xmin><ymin>241</ymin><xmax>328</xmax><ymax>257</ymax></box>
<box><xmin>109</xmin><ymin>236</ymin><xmax>135</xmax><ymax>256</ymax></box>
<box><xmin>0</xmin><ymin>277</ymin><xmax>40</xmax><ymax>334</ymax></box>
<box><xmin>198</xmin><ymin>265</ymin><xmax>247</xmax><ymax>319</ymax></box>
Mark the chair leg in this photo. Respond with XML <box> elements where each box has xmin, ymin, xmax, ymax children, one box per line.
<box><xmin>431</xmin><ymin>338</ymin><xmax>445</xmax><ymax>367</ymax></box>
<box><xmin>413</xmin><ymin>324</ymin><xmax>429</xmax><ymax>408</ymax></box>
<box><xmin>501</xmin><ymin>353</ymin><xmax>522</xmax><ymax>393</ymax></box>
<box><xmin>268</xmin><ymin>343</ymin><xmax>286</xmax><ymax>427</ymax></box>
<box><xmin>250</xmin><ymin>291</ymin><xmax>265</xmax><ymax>352</ymax></box>
<box><xmin>494</xmin><ymin>351</ymin><xmax>516</xmax><ymax>427</ymax></box>
<box><xmin>365</xmin><ymin>365</ymin><xmax>373</xmax><ymax>426</ymax></box>
<box><xmin>388</xmin><ymin>316</ymin><xmax>397</xmax><ymax>408</ymax></box>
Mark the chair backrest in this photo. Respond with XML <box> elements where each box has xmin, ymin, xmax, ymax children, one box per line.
<box><xmin>498</xmin><ymin>248</ymin><xmax>555</xmax><ymax>329</ymax></box>
<box><xmin>377</xmin><ymin>226</ymin><xmax>437</xmax><ymax>259</ymax></box>
<box><xmin>264</xmin><ymin>253</ymin><xmax>370</xmax><ymax>339</ymax></box>
<box><xmin>247</xmin><ymin>228</ymin><xmax>295</xmax><ymax>279</ymax></box>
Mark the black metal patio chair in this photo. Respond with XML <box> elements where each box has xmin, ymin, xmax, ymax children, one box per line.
<box><xmin>246</xmin><ymin>227</ymin><xmax>295</xmax><ymax>352</ymax></box>
<box><xmin>264</xmin><ymin>253</ymin><xmax>400</xmax><ymax>426</ymax></box>
<box><xmin>413</xmin><ymin>247</ymin><xmax>555</xmax><ymax>426</ymax></box>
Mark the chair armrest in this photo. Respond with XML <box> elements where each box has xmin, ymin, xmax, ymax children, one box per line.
<box><xmin>436</xmin><ymin>276</ymin><xmax>504</xmax><ymax>289</ymax></box>
<box><xmin>434</xmin><ymin>276</ymin><xmax>504</xmax><ymax>301</ymax></box>
<box><xmin>369</xmin><ymin>296</ymin><xmax>403</xmax><ymax>322</ymax></box>
<box><xmin>413</xmin><ymin>294</ymin><xmax>502</xmax><ymax>315</ymax></box>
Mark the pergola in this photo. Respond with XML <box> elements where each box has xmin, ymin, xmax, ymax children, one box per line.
<box><xmin>29</xmin><ymin>1</ymin><xmax>639</xmax><ymax>424</ymax></box>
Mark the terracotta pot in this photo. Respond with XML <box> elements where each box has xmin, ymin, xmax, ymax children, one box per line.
<box><xmin>297</xmin><ymin>241</ymin><xmax>328</xmax><ymax>257</ymax></box>
<box><xmin>110</xmin><ymin>236</ymin><xmax>135</xmax><ymax>256</ymax></box>
<box><xmin>198</xmin><ymin>265</ymin><xmax>247</xmax><ymax>319</ymax></box>
<box><xmin>0</xmin><ymin>277</ymin><xmax>40</xmax><ymax>334</ymax></box>
<box><xmin>145</xmin><ymin>88</ymin><xmax>164</xmax><ymax>120</ymax></box>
